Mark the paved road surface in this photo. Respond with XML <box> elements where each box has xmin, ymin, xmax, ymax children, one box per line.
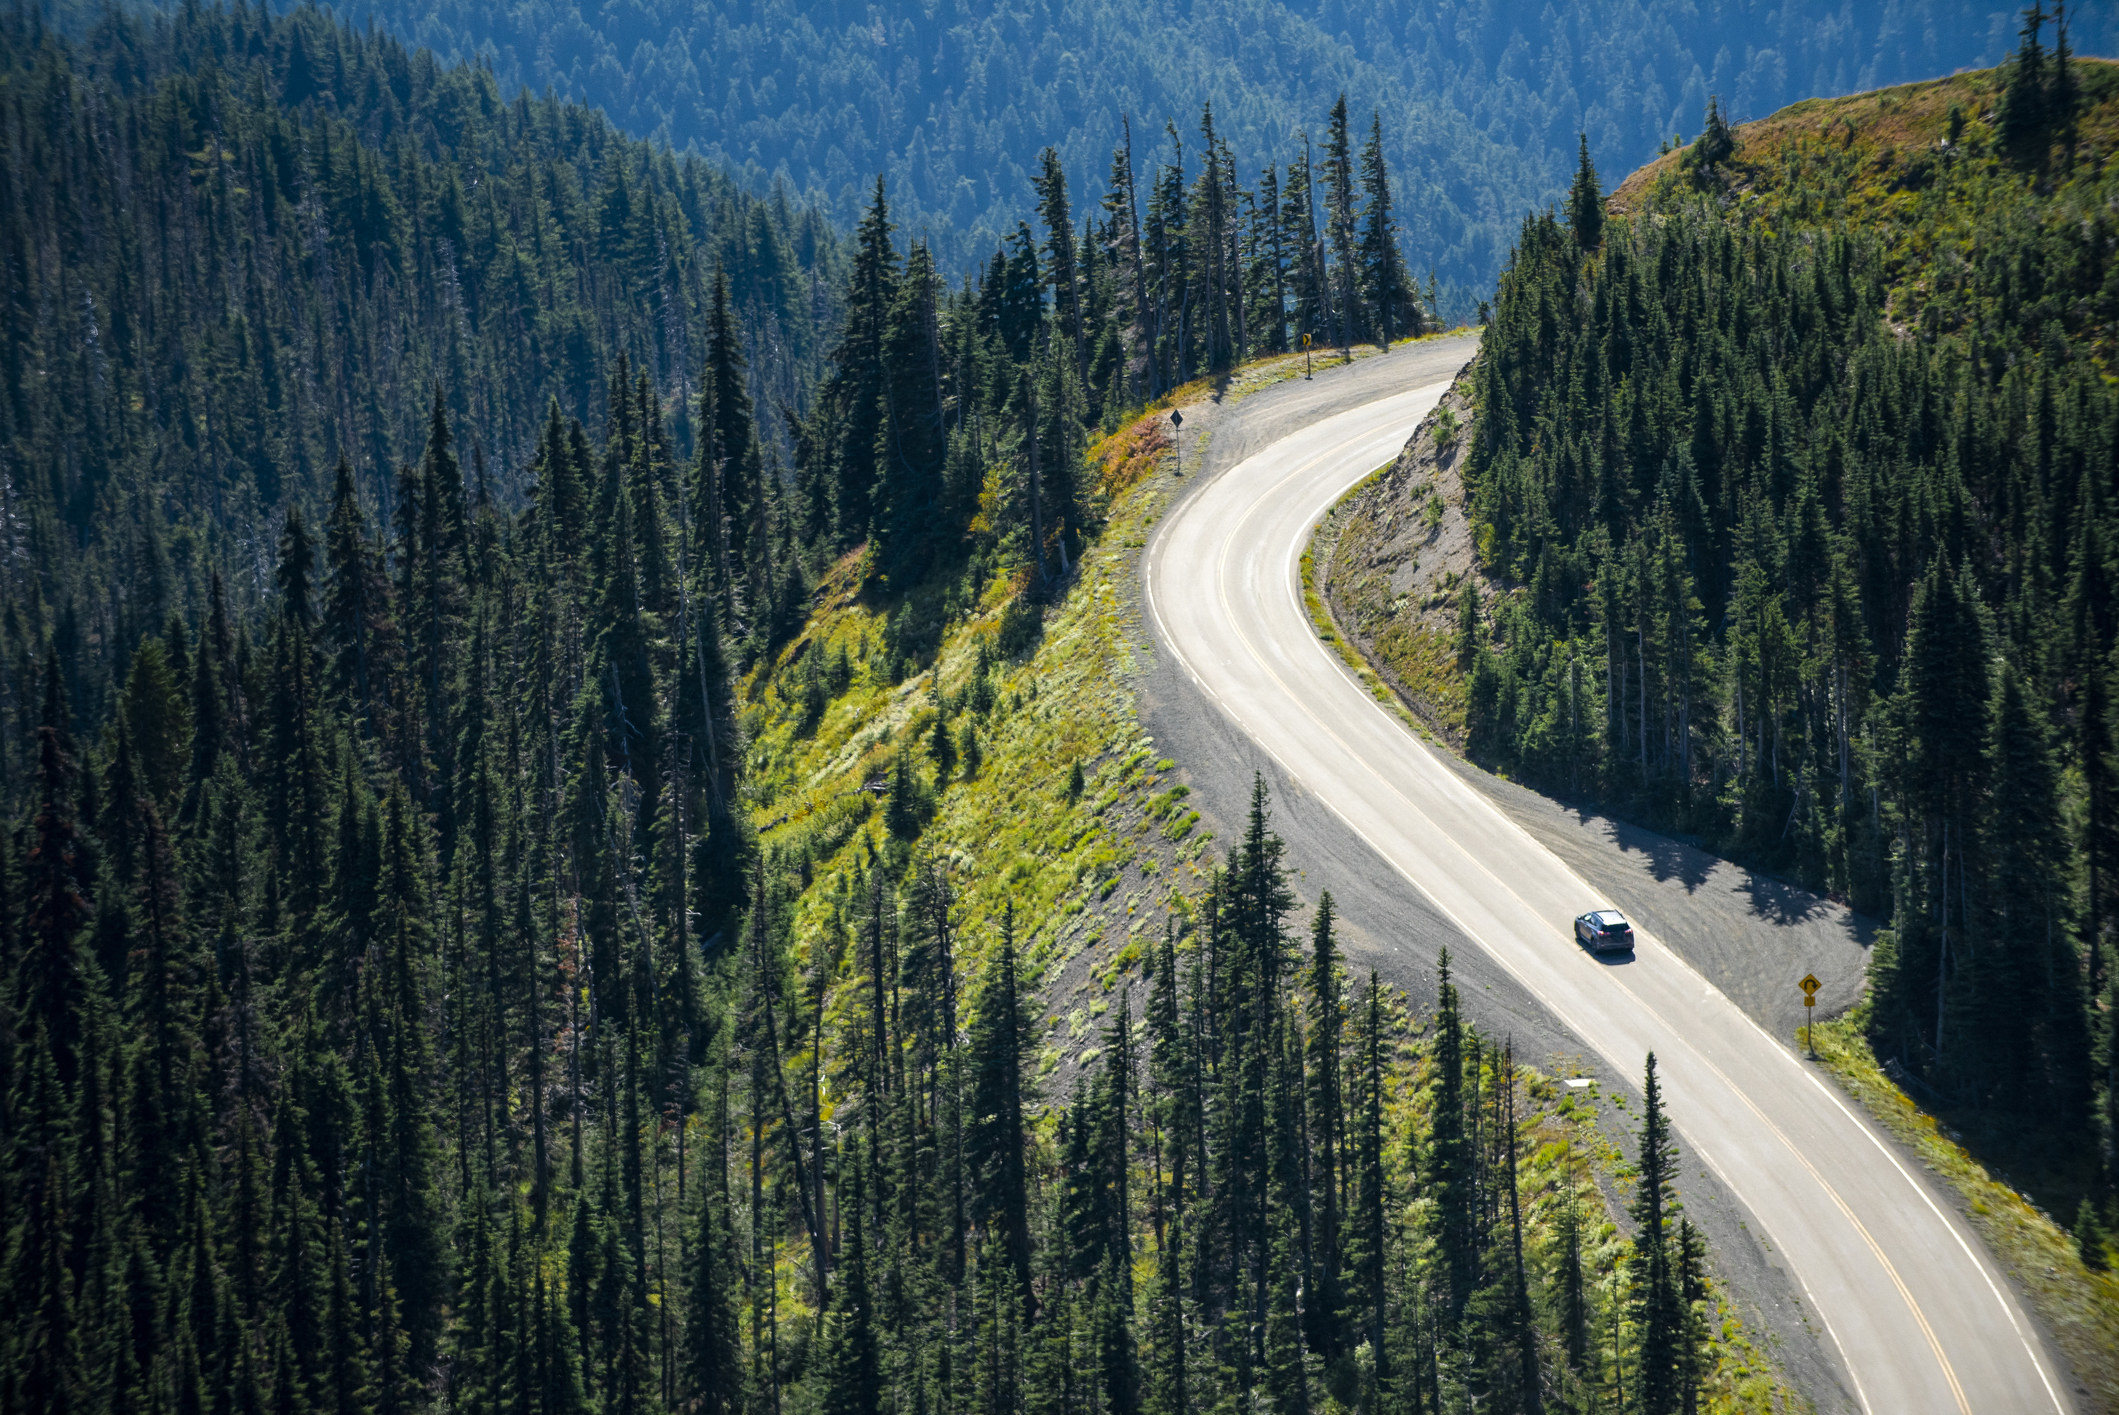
<box><xmin>1141</xmin><ymin>357</ymin><xmax>2070</xmax><ymax>1414</ymax></box>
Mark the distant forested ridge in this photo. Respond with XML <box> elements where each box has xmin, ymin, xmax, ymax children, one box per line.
<box><xmin>1</xmin><ymin>0</ymin><xmax>1441</xmax><ymax>727</ymax></box>
<box><xmin>0</xmin><ymin>0</ymin><xmax>841</xmax><ymax>722</ymax></box>
<box><xmin>1456</xmin><ymin>32</ymin><xmax>2118</xmax><ymax>1160</ymax></box>
<box><xmin>238</xmin><ymin>0</ymin><xmax>2118</xmax><ymax>307</ymax></box>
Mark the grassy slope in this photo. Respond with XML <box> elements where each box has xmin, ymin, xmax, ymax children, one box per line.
<box><xmin>742</xmin><ymin>340</ymin><xmax>1794</xmax><ymax>1411</ymax></box>
<box><xmin>1613</xmin><ymin>57</ymin><xmax>2119</xmax><ymax>365</ymax></box>
<box><xmin>1312</xmin><ymin>59</ymin><xmax>2119</xmax><ymax>1410</ymax></box>
<box><xmin>741</xmin><ymin>355</ymin><xmax>1314</xmax><ymax>1089</ymax></box>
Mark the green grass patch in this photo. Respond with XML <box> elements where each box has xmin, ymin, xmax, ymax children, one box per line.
<box><xmin>1811</xmin><ymin>1012</ymin><xmax>2119</xmax><ymax>1407</ymax></box>
<box><xmin>744</xmin><ymin>393</ymin><xmax>1232</xmax><ymax>1037</ymax></box>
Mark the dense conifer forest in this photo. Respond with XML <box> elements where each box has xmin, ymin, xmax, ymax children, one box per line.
<box><xmin>240</xmin><ymin>0</ymin><xmax>2119</xmax><ymax>303</ymax></box>
<box><xmin>0</xmin><ymin>5</ymin><xmax>1758</xmax><ymax>1415</ymax></box>
<box><xmin>1456</xmin><ymin>23</ymin><xmax>2117</xmax><ymax>1175</ymax></box>
<box><xmin>0</xmin><ymin>0</ymin><xmax>844</xmax><ymax>718</ymax></box>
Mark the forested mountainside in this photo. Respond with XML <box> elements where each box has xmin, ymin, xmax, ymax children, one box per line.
<box><xmin>3</xmin><ymin>0</ymin><xmax>1435</xmax><ymax>736</ymax></box>
<box><xmin>0</xmin><ymin>0</ymin><xmax>842</xmax><ymax>728</ymax></box>
<box><xmin>0</xmin><ymin>6</ymin><xmax>1769</xmax><ymax>1415</ymax></box>
<box><xmin>216</xmin><ymin>0</ymin><xmax>2119</xmax><ymax>307</ymax></box>
<box><xmin>1444</xmin><ymin>35</ymin><xmax>2118</xmax><ymax>1167</ymax></box>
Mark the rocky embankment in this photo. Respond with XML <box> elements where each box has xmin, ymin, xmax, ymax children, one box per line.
<box><xmin>1315</xmin><ymin>355</ymin><xmax>1484</xmax><ymax>745</ymax></box>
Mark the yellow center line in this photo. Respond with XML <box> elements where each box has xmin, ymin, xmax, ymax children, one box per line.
<box><xmin>1590</xmin><ymin>967</ymin><xmax>1970</xmax><ymax>1414</ymax></box>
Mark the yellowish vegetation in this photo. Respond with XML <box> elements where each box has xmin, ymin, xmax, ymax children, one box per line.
<box><xmin>1811</xmin><ymin>1014</ymin><xmax>2119</xmax><ymax>1409</ymax></box>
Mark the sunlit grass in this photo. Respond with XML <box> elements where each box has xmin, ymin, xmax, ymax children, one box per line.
<box><xmin>1811</xmin><ymin>1013</ymin><xmax>2119</xmax><ymax>1409</ymax></box>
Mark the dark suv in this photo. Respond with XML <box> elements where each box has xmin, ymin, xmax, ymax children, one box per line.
<box><xmin>1574</xmin><ymin>909</ymin><xmax>1635</xmax><ymax>953</ymax></box>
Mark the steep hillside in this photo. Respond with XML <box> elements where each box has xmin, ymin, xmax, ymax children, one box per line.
<box><xmin>1315</xmin><ymin>369</ymin><xmax>1480</xmax><ymax>746</ymax></box>
<box><xmin>253</xmin><ymin>0</ymin><xmax>2118</xmax><ymax>302</ymax></box>
<box><xmin>737</xmin><ymin>364</ymin><xmax>1798</xmax><ymax>1414</ymax></box>
<box><xmin>1321</xmin><ymin>43</ymin><xmax>2119</xmax><ymax>1405</ymax></box>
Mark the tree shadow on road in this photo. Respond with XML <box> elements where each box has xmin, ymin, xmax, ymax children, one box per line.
<box><xmin>1569</xmin><ymin>800</ymin><xmax>1880</xmax><ymax>945</ymax></box>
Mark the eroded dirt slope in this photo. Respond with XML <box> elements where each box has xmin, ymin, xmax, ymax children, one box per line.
<box><xmin>1318</xmin><ymin>360</ymin><xmax>1482</xmax><ymax>744</ymax></box>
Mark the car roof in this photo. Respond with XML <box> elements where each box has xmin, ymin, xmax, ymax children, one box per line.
<box><xmin>1590</xmin><ymin>910</ymin><xmax>1627</xmax><ymax>925</ymax></box>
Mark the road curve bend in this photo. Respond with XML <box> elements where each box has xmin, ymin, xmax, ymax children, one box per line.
<box><xmin>1142</xmin><ymin>376</ymin><xmax>2069</xmax><ymax>1414</ymax></box>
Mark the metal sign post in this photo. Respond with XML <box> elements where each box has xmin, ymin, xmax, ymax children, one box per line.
<box><xmin>1170</xmin><ymin>408</ymin><xmax>1183</xmax><ymax>477</ymax></box>
<box><xmin>1303</xmin><ymin>332</ymin><xmax>1313</xmax><ymax>380</ymax></box>
<box><xmin>1799</xmin><ymin>973</ymin><xmax>1821</xmax><ymax>1057</ymax></box>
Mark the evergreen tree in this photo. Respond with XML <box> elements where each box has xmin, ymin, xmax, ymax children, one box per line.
<box><xmin>1568</xmin><ymin>133</ymin><xmax>1605</xmax><ymax>251</ymax></box>
<box><xmin>1304</xmin><ymin>893</ymin><xmax>1346</xmax><ymax>1356</ymax></box>
<box><xmin>1347</xmin><ymin>973</ymin><xmax>1388</xmax><ymax>1381</ymax></box>
<box><xmin>1553</xmin><ymin>1155</ymin><xmax>1592</xmax><ymax>1375</ymax></box>
<box><xmin>1874</xmin><ymin>563</ymin><xmax>1991</xmax><ymax>1070</ymax></box>
<box><xmin>1428</xmin><ymin>950</ymin><xmax>1477</xmax><ymax>1314</ymax></box>
<box><xmin>321</xmin><ymin>454</ymin><xmax>382</xmax><ymax>727</ymax></box>
<box><xmin>1321</xmin><ymin>95</ymin><xmax>1362</xmax><ymax>351</ymax></box>
<box><xmin>966</xmin><ymin>905</ymin><xmax>1034</xmax><ymax>1298</ymax></box>
<box><xmin>1632</xmin><ymin>1054</ymin><xmax>1682</xmax><ymax>1415</ymax></box>
<box><xmin>1036</xmin><ymin>147</ymin><xmax>1087</xmax><ymax>390</ymax></box>
<box><xmin>705</xmin><ymin>266</ymin><xmax>766</xmax><ymax>592</ymax></box>
<box><xmin>2000</xmin><ymin>3</ymin><xmax>2052</xmax><ymax>145</ymax></box>
<box><xmin>362</xmin><ymin>790</ymin><xmax>450</xmax><ymax>1373</ymax></box>
<box><xmin>1687</xmin><ymin>96</ymin><xmax>1738</xmax><ymax>177</ymax></box>
<box><xmin>1675</xmin><ymin>1219</ymin><xmax>1710</xmax><ymax>1415</ymax></box>
<box><xmin>119</xmin><ymin>638</ymin><xmax>190</xmax><ymax>815</ymax></box>
<box><xmin>8</xmin><ymin>1043</ymin><xmax>84</xmax><ymax>1415</ymax></box>
<box><xmin>1498</xmin><ymin>1044</ymin><xmax>1542</xmax><ymax>1413</ymax></box>
<box><xmin>19</xmin><ymin>722</ymin><xmax>96</xmax><ymax>1088</ymax></box>
<box><xmin>872</xmin><ymin>243</ymin><xmax>948</xmax><ymax>582</ymax></box>
<box><xmin>1280</xmin><ymin>138</ymin><xmax>1331</xmax><ymax>354</ymax></box>
<box><xmin>1093</xmin><ymin>993</ymin><xmax>1140</xmax><ymax>1415</ymax></box>
<box><xmin>1964</xmin><ymin>668</ymin><xmax>2091</xmax><ymax>1119</ymax></box>
<box><xmin>820</xmin><ymin>1144</ymin><xmax>882</xmax><ymax>1415</ymax></box>
<box><xmin>1356</xmin><ymin>113</ymin><xmax>1417</xmax><ymax>345</ymax></box>
<box><xmin>278</xmin><ymin>505</ymin><xmax>320</xmax><ymax>634</ymax></box>
<box><xmin>828</xmin><ymin>179</ymin><xmax>901</xmax><ymax>546</ymax></box>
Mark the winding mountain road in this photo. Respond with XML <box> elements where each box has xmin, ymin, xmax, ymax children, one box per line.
<box><xmin>1140</xmin><ymin>355</ymin><xmax>2070</xmax><ymax>1413</ymax></box>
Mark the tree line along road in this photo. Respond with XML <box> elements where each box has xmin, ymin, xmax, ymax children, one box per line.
<box><xmin>1140</xmin><ymin>341</ymin><xmax>2071</xmax><ymax>1415</ymax></box>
